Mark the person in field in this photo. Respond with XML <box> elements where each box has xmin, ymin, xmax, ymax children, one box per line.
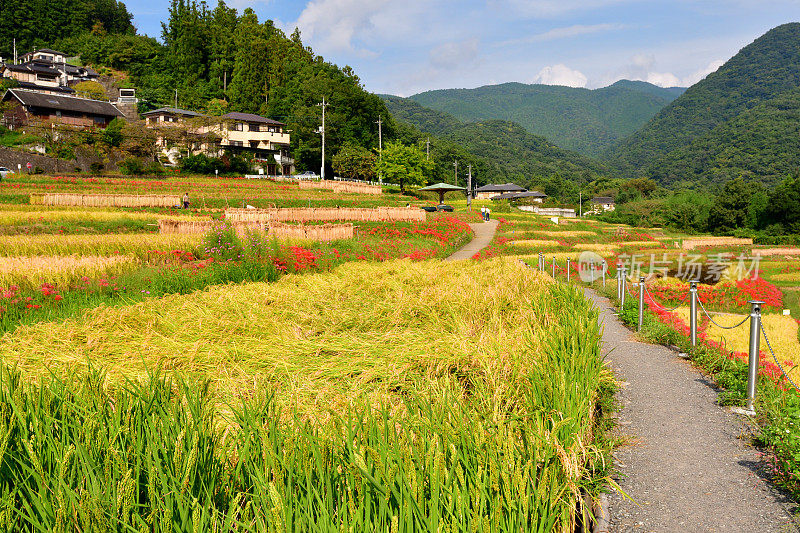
<box><xmin>485</xmin><ymin>207</ymin><xmax>491</xmax><ymax>221</ymax></box>
<box><xmin>183</xmin><ymin>192</ymin><xmax>190</xmax><ymax>209</ymax></box>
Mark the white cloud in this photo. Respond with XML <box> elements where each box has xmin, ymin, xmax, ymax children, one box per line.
<box><xmin>498</xmin><ymin>0</ymin><xmax>629</xmax><ymax>17</ymax></box>
<box><xmin>596</xmin><ymin>53</ymin><xmax>724</xmax><ymax>88</ymax></box>
<box><xmin>682</xmin><ymin>59</ymin><xmax>725</xmax><ymax>85</ymax></box>
<box><xmin>645</xmin><ymin>71</ymin><xmax>682</xmax><ymax>87</ymax></box>
<box><xmin>293</xmin><ymin>0</ymin><xmax>392</xmax><ymax>56</ymax></box>
<box><xmin>534</xmin><ymin>64</ymin><xmax>588</xmax><ymax>87</ymax></box>
<box><xmin>429</xmin><ymin>39</ymin><xmax>480</xmax><ymax>69</ymax></box>
<box><xmin>498</xmin><ymin>22</ymin><xmax>627</xmax><ymax>47</ymax></box>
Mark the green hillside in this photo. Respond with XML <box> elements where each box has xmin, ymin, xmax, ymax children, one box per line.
<box><xmin>406</xmin><ymin>80</ymin><xmax>684</xmax><ymax>156</ymax></box>
<box><xmin>611</xmin><ymin>22</ymin><xmax>800</xmax><ymax>183</ymax></box>
<box><xmin>383</xmin><ymin>95</ymin><xmax>607</xmax><ymax>187</ymax></box>
<box><xmin>645</xmin><ymin>87</ymin><xmax>800</xmax><ymax>187</ymax></box>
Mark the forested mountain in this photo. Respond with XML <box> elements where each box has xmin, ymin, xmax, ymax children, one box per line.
<box><xmin>0</xmin><ymin>0</ymin><xmax>133</xmax><ymax>58</ymax></box>
<box><xmin>404</xmin><ymin>80</ymin><xmax>684</xmax><ymax>156</ymax></box>
<box><xmin>384</xmin><ymin>95</ymin><xmax>607</xmax><ymax>189</ymax></box>
<box><xmin>49</xmin><ymin>0</ymin><xmax>392</xmax><ymax>174</ymax></box>
<box><xmin>645</xmin><ymin>87</ymin><xmax>800</xmax><ymax>187</ymax></box>
<box><xmin>610</xmin><ymin>23</ymin><xmax>800</xmax><ymax>185</ymax></box>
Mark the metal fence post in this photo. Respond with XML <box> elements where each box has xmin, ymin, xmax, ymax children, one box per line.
<box><xmin>745</xmin><ymin>300</ymin><xmax>764</xmax><ymax>415</ymax></box>
<box><xmin>616</xmin><ymin>267</ymin><xmax>621</xmax><ymax>300</ymax></box>
<box><xmin>638</xmin><ymin>277</ymin><xmax>645</xmax><ymax>331</ymax></box>
<box><xmin>567</xmin><ymin>258</ymin><xmax>571</xmax><ymax>283</ymax></box>
<box><xmin>590</xmin><ymin>262</ymin><xmax>595</xmax><ymax>283</ymax></box>
<box><xmin>552</xmin><ymin>256</ymin><xmax>556</xmax><ymax>278</ymax></box>
<box><xmin>690</xmin><ymin>280</ymin><xmax>698</xmax><ymax>347</ymax></box>
<box><xmin>620</xmin><ymin>267</ymin><xmax>627</xmax><ymax>309</ymax></box>
<box><xmin>602</xmin><ymin>261</ymin><xmax>607</xmax><ymax>287</ymax></box>
<box><xmin>539</xmin><ymin>252</ymin><xmax>544</xmax><ymax>272</ymax></box>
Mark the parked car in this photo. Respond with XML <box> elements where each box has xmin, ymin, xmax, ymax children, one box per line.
<box><xmin>436</xmin><ymin>204</ymin><xmax>454</xmax><ymax>212</ymax></box>
<box><xmin>296</xmin><ymin>170</ymin><xmax>319</xmax><ymax>180</ymax></box>
<box><xmin>0</xmin><ymin>167</ymin><xmax>11</xmax><ymax>181</ymax></box>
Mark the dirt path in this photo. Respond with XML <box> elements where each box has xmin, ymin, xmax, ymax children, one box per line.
<box><xmin>445</xmin><ymin>220</ymin><xmax>498</xmax><ymax>261</ymax></box>
<box><xmin>585</xmin><ymin>289</ymin><xmax>799</xmax><ymax>532</ymax></box>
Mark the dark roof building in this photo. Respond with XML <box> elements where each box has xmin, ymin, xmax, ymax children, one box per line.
<box><xmin>592</xmin><ymin>196</ymin><xmax>615</xmax><ymax>205</ymax></box>
<box><xmin>143</xmin><ymin>107</ymin><xmax>206</xmax><ymax>118</ymax></box>
<box><xmin>221</xmin><ymin>112</ymin><xmax>285</xmax><ymax>125</ymax></box>
<box><xmin>492</xmin><ymin>191</ymin><xmax>548</xmax><ymax>200</ymax></box>
<box><xmin>475</xmin><ymin>182</ymin><xmax>527</xmax><ymax>193</ymax></box>
<box><xmin>1</xmin><ymin>88</ymin><xmax>124</xmax><ymax>129</ymax></box>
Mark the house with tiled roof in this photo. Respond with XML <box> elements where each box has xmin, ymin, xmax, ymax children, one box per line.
<box><xmin>1</xmin><ymin>88</ymin><xmax>124</xmax><ymax>129</ymax></box>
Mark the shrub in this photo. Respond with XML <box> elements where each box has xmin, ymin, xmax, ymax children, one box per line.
<box><xmin>89</xmin><ymin>161</ymin><xmax>104</xmax><ymax>174</ymax></box>
<box><xmin>202</xmin><ymin>221</ymin><xmax>243</xmax><ymax>261</ymax></box>
<box><xmin>119</xmin><ymin>157</ymin><xmax>145</xmax><ymax>175</ymax></box>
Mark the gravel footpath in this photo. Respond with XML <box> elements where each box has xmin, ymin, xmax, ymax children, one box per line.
<box><xmin>445</xmin><ymin>220</ymin><xmax>498</xmax><ymax>261</ymax></box>
<box><xmin>585</xmin><ymin>289</ymin><xmax>799</xmax><ymax>532</ymax></box>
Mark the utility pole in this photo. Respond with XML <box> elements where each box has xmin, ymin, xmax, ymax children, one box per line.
<box><xmin>579</xmin><ymin>190</ymin><xmax>582</xmax><ymax>217</ymax></box>
<box><xmin>318</xmin><ymin>97</ymin><xmax>328</xmax><ymax>180</ymax></box>
<box><xmin>376</xmin><ymin>115</ymin><xmax>383</xmax><ymax>184</ymax></box>
<box><xmin>425</xmin><ymin>138</ymin><xmax>430</xmax><ymax>160</ymax></box>
<box><xmin>453</xmin><ymin>160</ymin><xmax>458</xmax><ymax>186</ymax></box>
<box><xmin>223</xmin><ymin>71</ymin><xmax>227</xmax><ymax>93</ymax></box>
<box><xmin>467</xmin><ymin>164</ymin><xmax>472</xmax><ymax>207</ymax></box>
<box><xmin>13</xmin><ymin>38</ymin><xmax>17</xmax><ymax>64</ymax></box>
<box><xmin>174</xmin><ymin>89</ymin><xmax>178</xmax><ymax>109</ymax></box>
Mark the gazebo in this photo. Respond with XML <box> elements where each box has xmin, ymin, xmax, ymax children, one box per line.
<box><xmin>419</xmin><ymin>182</ymin><xmax>466</xmax><ymax>204</ymax></box>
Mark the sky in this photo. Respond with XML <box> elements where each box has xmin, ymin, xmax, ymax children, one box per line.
<box><xmin>127</xmin><ymin>0</ymin><xmax>800</xmax><ymax>96</ymax></box>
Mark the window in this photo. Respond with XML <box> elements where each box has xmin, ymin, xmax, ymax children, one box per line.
<box><xmin>230</xmin><ymin>122</ymin><xmax>244</xmax><ymax>131</ymax></box>
<box><xmin>231</xmin><ymin>140</ymin><xmax>243</xmax><ymax>147</ymax></box>
<box><xmin>248</xmin><ymin>123</ymin><xmax>260</xmax><ymax>132</ymax></box>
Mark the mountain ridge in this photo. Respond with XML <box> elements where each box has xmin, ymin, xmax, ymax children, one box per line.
<box><xmin>609</xmin><ymin>22</ymin><xmax>800</xmax><ymax>184</ymax></box>
<box><xmin>395</xmin><ymin>80</ymin><xmax>685</xmax><ymax>156</ymax></box>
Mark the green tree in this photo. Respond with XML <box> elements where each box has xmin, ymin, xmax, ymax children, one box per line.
<box><xmin>767</xmin><ymin>174</ymin><xmax>800</xmax><ymax>233</ymax></box>
<box><xmin>375</xmin><ymin>142</ymin><xmax>431</xmax><ymax>193</ymax></box>
<box><xmin>73</xmin><ymin>80</ymin><xmax>108</xmax><ymax>100</ymax></box>
<box><xmin>707</xmin><ymin>178</ymin><xmax>755</xmax><ymax>233</ymax></box>
<box><xmin>332</xmin><ymin>145</ymin><xmax>376</xmax><ymax>181</ymax></box>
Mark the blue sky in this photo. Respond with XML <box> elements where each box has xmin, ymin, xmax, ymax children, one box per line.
<box><xmin>127</xmin><ymin>0</ymin><xmax>800</xmax><ymax>96</ymax></box>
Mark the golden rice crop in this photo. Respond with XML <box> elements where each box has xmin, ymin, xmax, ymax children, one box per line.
<box><xmin>618</xmin><ymin>241</ymin><xmax>658</xmax><ymax>247</ymax></box>
<box><xmin>770</xmin><ymin>272</ymin><xmax>800</xmax><ymax>282</ymax></box>
<box><xmin>674</xmin><ymin>307</ymin><xmax>800</xmax><ymax>370</ymax></box>
<box><xmin>574</xmin><ymin>243</ymin><xmax>621</xmax><ymax>251</ymax></box>
<box><xmin>519</xmin><ymin>251</ymin><xmax>615</xmax><ymax>261</ymax></box>
<box><xmin>0</xmin><ymin>255</ymin><xmax>137</xmax><ymax>289</ymax></box>
<box><xmin>529</xmin><ymin>230</ymin><xmax>597</xmax><ymax>237</ymax></box>
<box><xmin>508</xmin><ymin>239</ymin><xmax>562</xmax><ymax>247</ymax></box>
<box><xmin>0</xmin><ymin>258</ymin><xmax>551</xmax><ymax>415</ymax></box>
<box><xmin>0</xmin><ymin>209</ymin><xmax>205</xmax><ymax>225</ymax></box>
<box><xmin>0</xmin><ymin>233</ymin><xmax>201</xmax><ymax>257</ymax></box>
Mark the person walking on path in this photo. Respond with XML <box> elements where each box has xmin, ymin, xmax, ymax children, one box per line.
<box><xmin>183</xmin><ymin>192</ymin><xmax>190</xmax><ymax>210</ymax></box>
<box><xmin>485</xmin><ymin>206</ymin><xmax>491</xmax><ymax>221</ymax></box>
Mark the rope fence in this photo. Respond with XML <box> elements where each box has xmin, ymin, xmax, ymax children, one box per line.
<box><xmin>538</xmin><ymin>252</ymin><xmax>800</xmax><ymax>404</ymax></box>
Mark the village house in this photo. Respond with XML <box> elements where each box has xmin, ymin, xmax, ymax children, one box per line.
<box><xmin>0</xmin><ymin>88</ymin><xmax>124</xmax><ymax>129</ymax></box>
<box><xmin>475</xmin><ymin>182</ymin><xmax>528</xmax><ymax>200</ymax></box>
<box><xmin>589</xmin><ymin>196</ymin><xmax>616</xmax><ymax>214</ymax></box>
<box><xmin>491</xmin><ymin>190</ymin><xmax>548</xmax><ymax>202</ymax></box>
<box><xmin>1</xmin><ymin>49</ymin><xmax>99</xmax><ymax>96</ymax></box>
<box><xmin>141</xmin><ymin>107</ymin><xmax>295</xmax><ymax>175</ymax></box>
